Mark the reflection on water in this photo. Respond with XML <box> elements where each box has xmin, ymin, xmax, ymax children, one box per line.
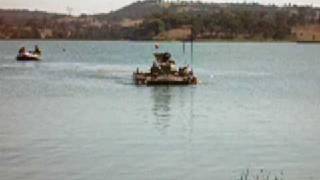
<box><xmin>183</xmin><ymin>87</ymin><xmax>195</xmax><ymax>142</ymax></box>
<box><xmin>151</xmin><ymin>87</ymin><xmax>172</xmax><ymax>133</ymax></box>
<box><xmin>151</xmin><ymin>86</ymin><xmax>195</xmax><ymax>139</ymax></box>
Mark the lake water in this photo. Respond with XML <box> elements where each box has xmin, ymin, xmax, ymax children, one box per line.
<box><xmin>0</xmin><ymin>41</ymin><xmax>319</xmax><ymax>180</ymax></box>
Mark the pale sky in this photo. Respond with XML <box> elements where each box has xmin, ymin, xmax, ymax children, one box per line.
<box><xmin>0</xmin><ymin>0</ymin><xmax>318</xmax><ymax>15</ymax></box>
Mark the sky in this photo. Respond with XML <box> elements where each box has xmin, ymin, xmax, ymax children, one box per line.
<box><xmin>0</xmin><ymin>0</ymin><xmax>319</xmax><ymax>15</ymax></box>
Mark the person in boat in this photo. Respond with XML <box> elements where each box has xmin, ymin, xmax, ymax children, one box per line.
<box><xmin>34</xmin><ymin>45</ymin><xmax>41</xmax><ymax>55</ymax></box>
<box><xmin>151</xmin><ymin>61</ymin><xmax>161</xmax><ymax>75</ymax></box>
<box><xmin>18</xmin><ymin>47</ymin><xmax>26</xmax><ymax>54</ymax></box>
<box><xmin>155</xmin><ymin>43</ymin><xmax>160</xmax><ymax>50</ymax></box>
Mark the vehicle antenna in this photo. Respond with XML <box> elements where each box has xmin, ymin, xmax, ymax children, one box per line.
<box><xmin>183</xmin><ymin>40</ymin><xmax>187</xmax><ymax>64</ymax></box>
<box><xmin>190</xmin><ymin>25</ymin><xmax>194</xmax><ymax>68</ymax></box>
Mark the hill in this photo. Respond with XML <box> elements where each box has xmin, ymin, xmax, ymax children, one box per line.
<box><xmin>0</xmin><ymin>0</ymin><xmax>320</xmax><ymax>40</ymax></box>
<box><xmin>93</xmin><ymin>1</ymin><xmax>163</xmax><ymax>21</ymax></box>
<box><xmin>0</xmin><ymin>9</ymin><xmax>65</xmax><ymax>25</ymax></box>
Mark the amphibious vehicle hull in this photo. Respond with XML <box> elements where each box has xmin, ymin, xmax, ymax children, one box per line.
<box><xmin>133</xmin><ymin>73</ymin><xmax>198</xmax><ymax>86</ymax></box>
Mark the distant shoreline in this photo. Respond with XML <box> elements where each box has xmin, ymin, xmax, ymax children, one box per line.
<box><xmin>0</xmin><ymin>39</ymin><xmax>300</xmax><ymax>43</ymax></box>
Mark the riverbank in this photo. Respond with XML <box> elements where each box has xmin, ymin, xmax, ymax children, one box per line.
<box><xmin>0</xmin><ymin>38</ymin><xmax>299</xmax><ymax>43</ymax></box>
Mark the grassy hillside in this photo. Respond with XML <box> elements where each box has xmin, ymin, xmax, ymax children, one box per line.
<box><xmin>0</xmin><ymin>0</ymin><xmax>320</xmax><ymax>40</ymax></box>
<box><xmin>94</xmin><ymin>1</ymin><xmax>163</xmax><ymax>21</ymax></box>
<box><xmin>0</xmin><ymin>9</ymin><xmax>65</xmax><ymax>25</ymax></box>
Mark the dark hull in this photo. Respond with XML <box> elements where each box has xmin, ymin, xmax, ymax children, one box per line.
<box><xmin>16</xmin><ymin>56</ymin><xmax>41</xmax><ymax>61</ymax></box>
<box><xmin>133</xmin><ymin>73</ymin><xmax>198</xmax><ymax>86</ymax></box>
<box><xmin>146</xmin><ymin>80</ymin><xmax>195</xmax><ymax>86</ymax></box>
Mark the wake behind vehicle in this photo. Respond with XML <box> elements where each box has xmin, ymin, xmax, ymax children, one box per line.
<box><xmin>16</xmin><ymin>46</ymin><xmax>42</xmax><ymax>61</ymax></box>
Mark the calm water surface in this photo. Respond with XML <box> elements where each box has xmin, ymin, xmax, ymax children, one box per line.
<box><xmin>0</xmin><ymin>41</ymin><xmax>319</xmax><ymax>180</ymax></box>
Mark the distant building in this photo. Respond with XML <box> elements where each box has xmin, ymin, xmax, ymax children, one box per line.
<box><xmin>292</xmin><ymin>25</ymin><xmax>320</xmax><ymax>42</ymax></box>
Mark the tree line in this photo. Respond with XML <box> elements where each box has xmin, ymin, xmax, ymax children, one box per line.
<box><xmin>0</xmin><ymin>5</ymin><xmax>319</xmax><ymax>40</ymax></box>
<box><xmin>130</xmin><ymin>6</ymin><xmax>320</xmax><ymax>40</ymax></box>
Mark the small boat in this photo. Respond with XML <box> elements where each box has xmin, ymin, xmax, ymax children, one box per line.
<box><xmin>16</xmin><ymin>46</ymin><xmax>42</xmax><ymax>61</ymax></box>
<box><xmin>133</xmin><ymin>52</ymin><xmax>198</xmax><ymax>85</ymax></box>
<box><xmin>16</xmin><ymin>52</ymin><xmax>41</xmax><ymax>61</ymax></box>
